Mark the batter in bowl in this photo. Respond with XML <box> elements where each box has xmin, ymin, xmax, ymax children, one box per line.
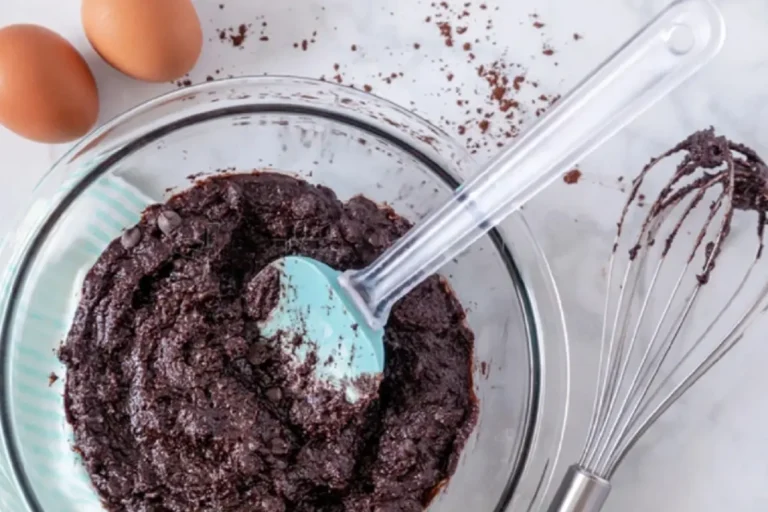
<box><xmin>60</xmin><ymin>172</ymin><xmax>478</xmax><ymax>511</ymax></box>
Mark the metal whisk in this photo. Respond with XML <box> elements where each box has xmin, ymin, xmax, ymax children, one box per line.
<box><xmin>547</xmin><ymin>129</ymin><xmax>768</xmax><ymax>512</ymax></box>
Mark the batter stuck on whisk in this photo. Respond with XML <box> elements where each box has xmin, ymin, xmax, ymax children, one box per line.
<box><xmin>619</xmin><ymin>128</ymin><xmax>768</xmax><ymax>280</ymax></box>
<box><xmin>548</xmin><ymin>129</ymin><xmax>768</xmax><ymax>512</ymax></box>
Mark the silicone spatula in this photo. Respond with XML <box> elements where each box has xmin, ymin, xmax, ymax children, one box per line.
<box><xmin>257</xmin><ymin>0</ymin><xmax>725</xmax><ymax>401</ymax></box>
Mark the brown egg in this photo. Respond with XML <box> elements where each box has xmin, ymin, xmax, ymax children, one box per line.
<box><xmin>0</xmin><ymin>24</ymin><xmax>99</xmax><ymax>143</ymax></box>
<box><xmin>82</xmin><ymin>0</ymin><xmax>203</xmax><ymax>83</ymax></box>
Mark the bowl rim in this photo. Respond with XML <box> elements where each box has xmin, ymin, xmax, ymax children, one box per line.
<box><xmin>0</xmin><ymin>75</ymin><xmax>570</xmax><ymax>512</ymax></box>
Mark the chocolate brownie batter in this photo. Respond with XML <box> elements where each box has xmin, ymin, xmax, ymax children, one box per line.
<box><xmin>60</xmin><ymin>173</ymin><xmax>478</xmax><ymax>512</ymax></box>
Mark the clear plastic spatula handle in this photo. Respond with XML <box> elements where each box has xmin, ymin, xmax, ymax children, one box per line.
<box><xmin>341</xmin><ymin>0</ymin><xmax>725</xmax><ymax>330</ymax></box>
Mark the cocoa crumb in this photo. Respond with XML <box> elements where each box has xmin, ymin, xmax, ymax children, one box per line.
<box><xmin>351</xmin><ymin>44</ymin><xmax>358</xmax><ymax>51</ymax></box>
<box><xmin>206</xmin><ymin>75</ymin><xmax>214</xmax><ymax>82</ymax></box>
<box><xmin>478</xmin><ymin>120</ymin><xmax>490</xmax><ymax>133</ymax></box>
<box><xmin>533</xmin><ymin>21</ymin><xmax>545</xmax><ymax>28</ymax></box>
<box><xmin>463</xmin><ymin>42</ymin><xmax>472</xmax><ymax>51</ymax></box>
<box><xmin>542</xmin><ymin>46</ymin><xmax>555</xmax><ymax>56</ymax></box>
<box><xmin>563</xmin><ymin>169</ymin><xmax>582</xmax><ymax>185</ymax></box>
<box><xmin>48</xmin><ymin>372</ymin><xmax>58</xmax><ymax>386</ymax></box>
<box><xmin>363</xmin><ymin>84</ymin><xmax>373</xmax><ymax>92</ymax></box>
<box><xmin>301</xmin><ymin>40</ymin><xmax>309</xmax><ymax>51</ymax></box>
<box><xmin>217</xmin><ymin>24</ymin><xmax>249</xmax><ymax>48</ymax></box>
<box><xmin>414</xmin><ymin>42</ymin><xmax>421</xmax><ymax>49</ymax></box>
<box><xmin>500</xmin><ymin>99</ymin><xmax>518</xmax><ymax>112</ymax></box>
<box><xmin>456</xmin><ymin>26</ymin><xmax>468</xmax><ymax>34</ymax></box>
<box><xmin>573</xmin><ymin>32</ymin><xmax>583</xmax><ymax>40</ymax></box>
<box><xmin>231</xmin><ymin>24</ymin><xmax>248</xmax><ymax>47</ymax></box>
<box><xmin>437</xmin><ymin>22</ymin><xmax>453</xmax><ymax>47</ymax></box>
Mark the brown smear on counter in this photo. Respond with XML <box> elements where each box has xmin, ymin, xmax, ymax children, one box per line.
<box><xmin>563</xmin><ymin>168</ymin><xmax>582</xmax><ymax>185</ymax></box>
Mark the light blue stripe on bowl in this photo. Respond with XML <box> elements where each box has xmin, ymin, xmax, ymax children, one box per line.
<box><xmin>94</xmin><ymin>210</ymin><xmax>126</xmax><ymax>233</ymax></box>
<box><xmin>85</xmin><ymin>224</ymin><xmax>113</xmax><ymax>246</ymax></box>
<box><xmin>97</xmin><ymin>178</ymin><xmax>152</xmax><ymax>212</ymax></box>
<box><xmin>1</xmin><ymin>175</ymin><xmax>154</xmax><ymax>511</ymax></box>
<box><xmin>86</xmin><ymin>189</ymin><xmax>143</xmax><ymax>224</ymax></box>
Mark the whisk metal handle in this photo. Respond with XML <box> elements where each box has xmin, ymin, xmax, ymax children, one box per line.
<box><xmin>546</xmin><ymin>466</ymin><xmax>612</xmax><ymax>512</ymax></box>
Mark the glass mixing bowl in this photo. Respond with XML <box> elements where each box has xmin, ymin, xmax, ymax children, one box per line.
<box><xmin>0</xmin><ymin>77</ymin><xmax>569</xmax><ymax>512</ymax></box>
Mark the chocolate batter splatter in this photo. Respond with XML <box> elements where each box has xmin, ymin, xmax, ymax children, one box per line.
<box><xmin>563</xmin><ymin>168</ymin><xmax>582</xmax><ymax>185</ymax></box>
<box><xmin>618</xmin><ymin>128</ymin><xmax>768</xmax><ymax>283</ymax></box>
<box><xmin>60</xmin><ymin>173</ymin><xmax>477</xmax><ymax>512</ymax></box>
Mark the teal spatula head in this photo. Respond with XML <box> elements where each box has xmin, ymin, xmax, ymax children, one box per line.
<box><xmin>257</xmin><ymin>256</ymin><xmax>385</xmax><ymax>402</ymax></box>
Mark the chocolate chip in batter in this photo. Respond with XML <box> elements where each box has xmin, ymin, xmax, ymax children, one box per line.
<box><xmin>157</xmin><ymin>209</ymin><xmax>182</xmax><ymax>234</ymax></box>
<box><xmin>119</xmin><ymin>226</ymin><xmax>141</xmax><ymax>249</ymax></box>
<box><xmin>265</xmin><ymin>387</ymin><xmax>283</xmax><ymax>402</ymax></box>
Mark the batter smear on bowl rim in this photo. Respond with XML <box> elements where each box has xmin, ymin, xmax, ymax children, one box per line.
<box><xmin>59</xmin><ymin>172</ymin><xmax>478</xmax><ymax>512</ymax></box>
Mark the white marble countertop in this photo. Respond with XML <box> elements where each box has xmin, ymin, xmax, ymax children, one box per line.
<box><xmin>2</xmin><ymin>0</ymin><xmax>768</xmax><ymax>510</ymax></box>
